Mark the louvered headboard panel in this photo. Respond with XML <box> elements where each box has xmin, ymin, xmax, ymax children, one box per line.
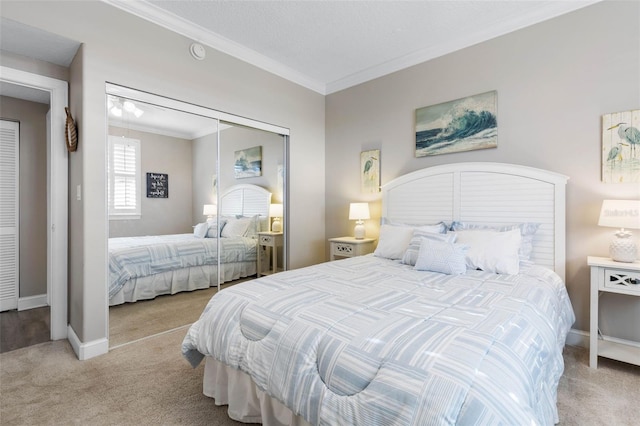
<box><xmin>220</xmin><ymin>184</ymin><xmax>271</xmax><ymax>231</ymax></box>
<box><xmin>382</xmin><ymin>162</ymin><xmax>569</xmax><ymax>280</ymax></box>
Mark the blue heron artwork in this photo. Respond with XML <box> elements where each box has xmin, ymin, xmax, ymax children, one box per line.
<box><xmin>602</xmin><ymin>109</ymin><xmax>640</xmax><ymax>183</ymax></box>
<box><xmin>360</xmin><ymin>149</ymin><xmax>380</xmax><ymax>193</ymax></box>
<box><xmin>415</xmin><ymin>91</ymin><xmax>497</xmax><ymax>157</ymax></box>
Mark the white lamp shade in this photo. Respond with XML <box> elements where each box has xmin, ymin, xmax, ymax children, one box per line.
<box><xmin>203</xmin><ymin>204</ymin><xmax>217</xmax><ymax>217</ymax></box>
<box><xmin>598</xmin><ymin>200</ymin><xmax>640</xmax><ymax>229</ymax></box>
<box><xmin>349</xmin><ymin>203</ymin><xmax>370</xmax><ymax>220</ymax></box>
<box><xmin>269</xmin><ymin>203</ymin><xmax>283</xmax><ymax>218</ymax></box>
<box><xmin>598</xmin><ymin>200</ymin><xmax>640</xmax><ymax>262</ymax></box>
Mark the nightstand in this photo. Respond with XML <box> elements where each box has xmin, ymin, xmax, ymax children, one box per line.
<box><xmin>257</xmin><ymin>232</ymin><xmax>283</xmax><ymax>277</ymax></box>
<box><xmin>329</xmin><ymin>237</ymin><xmax>375</xmax><ymax>261</ymax></box>
<box><xmin>588</xmin><ymin>256</ymin><xmax>640</xmax><ymax>368</ymax></box>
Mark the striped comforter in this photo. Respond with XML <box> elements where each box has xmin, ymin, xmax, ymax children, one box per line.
<box><xmin>109</xmin><ymin>234</ymin><xmax>257</xmax><ymax>298</ymax></box>
<box><xmin>182</xmin><ymin>255</ymin><xmax>574</xmax><ymax>425</ymax></box>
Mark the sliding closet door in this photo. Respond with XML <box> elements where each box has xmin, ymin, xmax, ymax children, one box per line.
<box><xmin>0</xmin><ymin>120</ymin><xmax>19</xmax><ymax>311</ymax></box>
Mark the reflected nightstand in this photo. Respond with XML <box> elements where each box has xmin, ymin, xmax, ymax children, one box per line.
<box><xmin>257</xmin><ymin>232</ymin><xmax>283</xmax><ymax>276</ymax></box>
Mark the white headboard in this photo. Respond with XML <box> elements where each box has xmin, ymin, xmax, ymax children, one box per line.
<box><xmin>220</xmin><ymin>184</ymin><xmax>271</xmax><ymax>230</ymax></box>
<box><xmin>382</xmin><ymin>162</ymin><xmax>569</xmax><ymax>280</ymax></box>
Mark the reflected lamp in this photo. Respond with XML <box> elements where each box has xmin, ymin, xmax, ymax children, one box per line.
<box><xmin>349</xmin><ymin>202</ymin><xmax>370</xmax><ymax>239</ymax></box>
<box><xmin>203</xmin><ymin>204</ymin><xmax>216</xmax><ymax>222</ymax></box>
<box><xmin>598</xmin><ymin>199</ymin><xmax>640</xmax><ymax>262</ymax></box>
<box><xmin>269</xmin><ymin>203</ymin><xmax>283</xmax><ymax>233</ymax></box>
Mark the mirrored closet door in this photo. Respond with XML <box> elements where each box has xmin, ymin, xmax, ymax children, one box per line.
<box><xmin>105</xmin><ymin>83</ymin><xmax>288</xmax><ymax>348</ymax></box>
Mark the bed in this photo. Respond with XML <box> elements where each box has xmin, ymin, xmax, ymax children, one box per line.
<box><xmin>108</xmin><ymin>184</ymin><xmax>271</xmax><ymax>306</ymax></box>
<box><xmin>182</xmin><ymin>162</ymin><xmax>575</xmax><ymax>425</ymax></box>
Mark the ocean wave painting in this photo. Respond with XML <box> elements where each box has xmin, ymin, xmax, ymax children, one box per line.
<box><xmin>415</xmin><ymin>91</ymin><xmax>497</xmax><ymax>157</ymax></box>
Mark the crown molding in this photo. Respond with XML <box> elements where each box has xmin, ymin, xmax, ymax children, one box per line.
<box><xmin>325</xmin><ymin>0</ymin><xmax>601</xmax><ymax>94</ymax></box>
<box><xmin>104</xmin><ymin>0</ymin><xmax>600</xmax><ymax>96</ymax></box>
<box><xmin>102</xmin><ymin>0</ymin><xmax>327</xmax><ymax>95</ymax></box>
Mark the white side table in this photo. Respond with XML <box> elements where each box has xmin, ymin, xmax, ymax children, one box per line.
<box><xmin>329</xmin><ymin>237</ymin><xmax>375</xmax><ymax>261</ymax></box>
<box><xmin>588</xmin><ymin>256</ymin><xmax>640</xmax><ymax>368</ymax></box>
<box><xmin>257</xmin><ymin>232</ymin><xmax>283</xmax><ymax>277</ymax></box>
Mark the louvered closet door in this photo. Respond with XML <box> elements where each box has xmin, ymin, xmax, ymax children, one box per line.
<box><xmin>0</xmin><ymin>120</ymin><xmax>19</xmax><ymax>312</ymax></box>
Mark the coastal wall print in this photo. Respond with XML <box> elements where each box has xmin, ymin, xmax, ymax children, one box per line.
<box><xmin>415</xmin><ymin>91</ymin><xmax>498</xmax><ymax>157</ymax></box>
<box><xmin>360</xmin><ymin>149</ymin><xmax>380</xmax><ymax>193</ymax></box>
<box><xmin>602</xmin><ymin>109</ymin><xmax>640</xmax><ymax>183</ymax></box>
<box><xmin>234</xmin><ymin>146</ymin><xmax>262</xmax><ymax>179</ymax></box>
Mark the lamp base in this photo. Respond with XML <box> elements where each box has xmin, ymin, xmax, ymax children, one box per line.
<box><xmin>271</xmin><ymin>218</ymin><xmax>282</xmax><ymax>233</ymax></box>
<box><xmin>609</xmin><ymin>233</ymin><xmax>637</xmax><ymax>263</ymax></box>
<box><xmin>354</xmin><ymin>223</ymin><xmax>365</xmax><ymax>239</ymax></box>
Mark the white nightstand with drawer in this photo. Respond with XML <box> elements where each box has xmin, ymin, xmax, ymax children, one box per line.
<box><xmin>329</xmin><ymin>237</ymin><xmax>375</xmax><ymax>261</ymax></box>
<box><xmin>257</xmin><ymin>232</ymin><xmax>283</xmax><ymax>277</ymax></box>
<box><xmin>588</xmin><ymin>256</ymin><xmax>640</xmax><ymax>368</ymax></box>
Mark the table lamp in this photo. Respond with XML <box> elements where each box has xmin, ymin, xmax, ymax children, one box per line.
<box><xmin>203</xmin><ymin>204</ymin><xmax>216</xmax><ymax>222</ymax></box>
<box><xmin>598</xmin><ymin>199</ymin><xmax>640</xmax><ymax>262</ymax></box>
<box><xmin>269</xmin><ymin>203</ymin><xmax>283</xmax><ymax>232</ymax></box>
<box><xmin>349</xmin><ymin>202</ymin><xmax>370</xmax><ymax>239</ymax></box>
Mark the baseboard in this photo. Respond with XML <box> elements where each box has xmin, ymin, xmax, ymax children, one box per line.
<box><xmin>566</xmin><ymin>328</ymin><xmax>589</xmax><ymax>347</ymax></box>
<box><xmin>566</xmin><ymin>328</ymin><xmax>640</xmax><ymax>349</ymax></box>
<box><xmin>17</xmin><ymin>294</ymin><xmax>48</xmax><ymax>311</ymax></box>
<box><xmin>67</xmin><ymin>325</ymin><xmax>109</xmax><ymax>360</ymax></box>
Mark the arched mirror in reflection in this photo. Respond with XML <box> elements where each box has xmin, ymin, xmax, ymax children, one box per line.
<box><xmin>105</xmin><ymin>84</ymin><xmax>288</xmax><ymax>348</ymax></box>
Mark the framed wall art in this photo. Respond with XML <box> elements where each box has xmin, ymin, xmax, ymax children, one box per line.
<box><xmin>234</xmin><ymin>146</ymin><xmax>262</xmax><ymax>179</ymax></box>
<box><xmin>415</xmin><ymin>91</ymin><xmax>497</xmax><ymax>157</ymax></box>
<box><xmin>360</xmin><ymin>149</ymin><xmax>380</xmax><ymax>193</ymax></box>
<box><xmin>602</xmin><ymin>109</ymin><xmax>640</xmax><ymax>183</ymax></box>
<box><xmin>146</xmin><ymin>172</ymin><xmax>168</xmax><ymax>198</ymax></box>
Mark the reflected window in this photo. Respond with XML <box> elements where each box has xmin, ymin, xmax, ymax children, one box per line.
<box><xmin>108</xmin><ymin>135</ymin><xmax>141</xmax><ymax>219</ymax></box>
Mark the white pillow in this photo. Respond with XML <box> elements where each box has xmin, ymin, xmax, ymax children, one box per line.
<box><xmin>205</xmin><ymin>218</ymin><xmax>227</xmax><ymax>238</ymax></box>
<box><xmin>383</xmin><ymin>219</ymin><xmax>447</xmax><ymax>234</ymax></box>
<box><xmin>193</xmin><ymin>222</ymin><xmax>208</xmax><ymax>238</ymax></box>
<box><xmin>373</xmin><ymin>224</ymin><xmax>414</xmax><ymax>260</ymax></box>
<box><xmin>242</xmin><ymin>215</ymin><xmax>260</xmax><ymax>238</ymax></box>
<box><xmin>453</xmin><ymin>228</ymin><xmax>522</xmax><ymax>275</ymax></box>
<box><xmin>414</xmin><ymin>238</ymin><xmax>468</xmax><ymax>275</ymax></box>
<box><xmin>450</xmin><ymin>221</ymin><xmax>539</xmax><ymax>261</ymax></box>
<box><xmin>221</xmin><ymin>216</ymin><xmax>253</xmax><ymax>238</ymax></box>
<box><xmin>402</xmin><ymin>230</ymin><xmax>457</xmax><ymax>266</ymax></box>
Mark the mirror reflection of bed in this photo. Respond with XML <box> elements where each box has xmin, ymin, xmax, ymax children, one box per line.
<box><xmin>106</xmin><ymin>89</ymin><xmax>286</xmax><ymax>348</ymax></box>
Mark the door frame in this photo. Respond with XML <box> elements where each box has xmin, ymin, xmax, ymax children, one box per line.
<box><xmin>1</xmin><ymin>66</ymin><xmax>68</xmax><ymax>340</ymax></box>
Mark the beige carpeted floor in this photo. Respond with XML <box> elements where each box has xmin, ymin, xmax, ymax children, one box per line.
<box><xmin>2</xmin><ymin>286</ymin><xmax>639</xmax><ymax>425</ymax></box>
<box><xmin>109</xmin><ymin>286</ymin><xmax>221</xmax><ymax>348</ymax></box>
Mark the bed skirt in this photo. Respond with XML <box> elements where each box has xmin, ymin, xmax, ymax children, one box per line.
<box><xmin>109</xmin><ymin>261</ymin><xmax>256</xmax><ymax>306</ymax></box>
<box><xmin>204</xmin><ymin>357</ymin><xmax>312</xmax><ymax>426</ymax></box>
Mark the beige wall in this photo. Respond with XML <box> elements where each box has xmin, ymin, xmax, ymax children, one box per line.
<box><xmin>2</xmin><ymin>1</ymin><xmax>325</xmax><ymax>345</ymax></box>
<box><xmin>326</xmin><ymin>1</ymin><xmax>640</xmax><ymax>340</ymax></box>
<box><xmin>192</xmin><ymin>126</ymin><xmax>285</xmax><ymax>226</ymax></box>
<box><xmin>108</xmin><ymin>126</ymin><xmax>193</xmax><ymax>237</ymax></box>
<box><xmin>0</xmin><ymin>96</ymin><xmax>48</xmax><ymax>298</ymax></box>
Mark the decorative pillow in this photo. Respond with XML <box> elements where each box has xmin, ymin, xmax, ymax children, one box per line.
<box><xmin>193</xmin><ymin>222</ymin><xmax>208</xmax><ymax>238</ymax></box>
<box><xmin>401</xmin><ymin>230</ymin><xmax>457</xmax><ymax>266</ymax></box>
<box><xmin>414</xmin><ymin>238</ymin><xmax>468</xmax><ymax>275</ymax></box>
<box><xmin>453</xmin><ymin>228</ymin><xmax>522</xmax><ymax>275</ymax></box>
<box><xmin>205</xmin><ymin>218</ymin><xmax>227</xmax><ymax>238</ymax></box>
<box><xmin>221</xmin><ymin>216</ymin><xmax>254</xmax><ymax>238</ymax></box>
<box><xmin>373</xmin><ymin>224</ymin><xmax>414</xmax><ymax>260</ymax></box>
<box><xmin>450</xmin><ymin>221</ymin><xmax>540</xmax><ymax>261</ymax></box>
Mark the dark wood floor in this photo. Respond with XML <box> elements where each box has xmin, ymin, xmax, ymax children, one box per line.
<box><xmin>0</xmin><ymin>306</ymin><xmax>50</xmax><ymax>353</ymax></box>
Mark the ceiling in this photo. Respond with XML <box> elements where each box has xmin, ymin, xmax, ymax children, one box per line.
<box><xmin>105</xmin><ymin>0</ymin><xmax>599</xmax><ymax>94</ymax></box>
<box><xmin>1</xmin><ymin>1</ymin><xmax>599</xmax><ymax>134</ymax></box>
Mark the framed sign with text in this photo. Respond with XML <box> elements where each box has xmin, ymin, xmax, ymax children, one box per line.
<box><xmin>146</xmin><ymin>172</ymin><xmax>168</xmax><ymax>198</ymax></box>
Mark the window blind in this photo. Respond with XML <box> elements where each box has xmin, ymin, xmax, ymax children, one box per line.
<box><xmin>108</xmin><ymin>136</ymin><xmax>141</xmax><ymax>217</ymax></box>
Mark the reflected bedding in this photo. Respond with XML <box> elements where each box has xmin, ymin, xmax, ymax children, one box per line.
<box><xmin>108</xmin><ymin>233</ymin><xmax>257</xmax><ymax>299</ymax></box>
